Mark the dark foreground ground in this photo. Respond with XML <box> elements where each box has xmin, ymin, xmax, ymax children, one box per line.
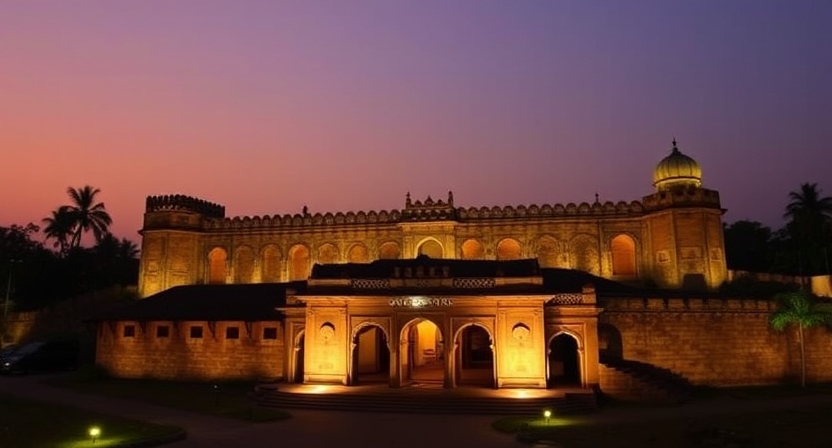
<box><xmin>2</xmin><ymin>374</ymin><xmax>832</xmax><ymax>448</ymax></box>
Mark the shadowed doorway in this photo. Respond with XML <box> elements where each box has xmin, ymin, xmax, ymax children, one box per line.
<box><xmin>352</xmin><ymin>325</ymin><xmax>390</xmax><ymax>384</ymax></box>
<box><xmin>548</xmin><ymin>334</ymin><xmax>580</xmax><ymax>387</ymax></box>
<box><xmin>455</xmin><ymin>325</ymin><xmax>494</xmax><ymax>387</ymax></box>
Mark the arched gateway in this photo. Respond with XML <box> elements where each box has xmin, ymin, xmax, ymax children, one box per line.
<box><xmin>280</xmin><ymin>257</ymin><xmax>602</xmax><ymax>390</ymax></box>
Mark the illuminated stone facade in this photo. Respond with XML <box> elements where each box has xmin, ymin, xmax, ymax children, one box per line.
<box><xmin>102</xmin><ymin>144</ymin><xmax>832</xmax><ymax>396</ymax></box>
<box><xmin>137</xmin><ymin>143</ymin><xmax>727</xmax><ymax>298</ymax></box>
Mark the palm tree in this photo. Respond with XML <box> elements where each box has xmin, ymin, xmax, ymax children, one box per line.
<box><xmin>770</xmin><ymin>291</ymin><xmax>832</xmax><ymax>387</ymax></box>
<box><xmin>783</xmin><ymin>183</ymin><xmax>832</xmax><ymax>274</ymax></box>
<box><xmin>42</xmin><ymin>206</ymin><xmax>76</xmax><ymax>255</ymax></box>
<box><xmin>64</xmin><ymin>186</ymin><xmax>112</xmax><ymax>248</ymax></box>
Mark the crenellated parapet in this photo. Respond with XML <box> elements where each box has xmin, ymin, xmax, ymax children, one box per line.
<box><xmin>145</xmin><ymin>195</ymin><xmax>226</xmax><ymax>218</ymax></box>
<box><xmin>456</xmin><ymin>200</ymin><xmax>644</xmax><ymax>220</ymax></box>
<box><xmin>642</xmin><ymin>187</ymin><xmax>721</xmax><ymax>212</ymax></box>
<box><xmin>202</xmin><ymin>196</ymin><xmax>646</xmax><ymax>231</ymax></box>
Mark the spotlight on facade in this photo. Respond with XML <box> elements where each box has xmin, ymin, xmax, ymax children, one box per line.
<box><xmin>89</xmin><ymin>426</ymin><xmax>101</xmax><ymax>444</ymax></box>
<box><xmin>515</xmin><ymin>389</ymin><xmax>528</xmax><ymax>399</ymax></box>
<box><xmin>543</xmin><ymin>409</ymin><xmax>552</xmax><ymax>425</ymax></box>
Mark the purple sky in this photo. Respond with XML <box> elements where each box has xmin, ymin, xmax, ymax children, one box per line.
<box><xmin>1</xmin><ymin>0</ymin><xmax>830</xmax><ymax>246</ymax></box>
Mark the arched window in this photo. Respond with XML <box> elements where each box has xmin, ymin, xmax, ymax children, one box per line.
<box><xmin>611</xmin><ymin>234</ymin><xmax>637</xmax><ymax>276</ymax></box>
<box><xmin>348</xmin><ymin>244</ymin><xmax>369</xmax><ymax>263</ymax></box>
<box><xmin>234</xmin><ymin>245</ymin><xmax>255</xmax><ymax>283</ymax></box>
<box><xmin>378</xmin><ymin>242</ymin><xmax>401</xmax><ymax>260</ymax></box>
<box><xmin>417</xmin><ymin>239</ymin><xmax>443</xmax><ymax>258</ymax></box>
<box><xmin>288</xmin><ymin>244</ymin><xmax>310</xmax><ymax>281</ymax></box>
<box><xmin>536</xmin><ymin>236</ymin><xmax>558</xmax><ymax>268</ymax></box>
<box><xmin>461</xmin><ymin>239</ymin><xmax>485</xmax><ymax>260</ymax></box>
<box><xmin>318</xmin><ymin>243</ymin><xmax>339</xmax><ymax>264</ymax></box>
<box><xmin>208</xmin><ymin>247</ymin><xmax>228</xmax><ymax>284</ymax></box>
<box><xmin>261</xmin><ymin>245</ymin><xmax>281</xmax><ymax>283</ymax></box>
<box><xmin>496</xmin><ymin>238</ymin><xmax>522</xmax><ymax>260</ymax></box>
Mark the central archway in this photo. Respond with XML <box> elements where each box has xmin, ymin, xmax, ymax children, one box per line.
<box><xmin>400</xmin><ymin>318</ymin><xmax>444</xmax><ymax>387</ymax></box>
<box><xmin>351</xmin><ymin>324</ymin><xmax>390</xmax><ymax>385</ymax></box>
<box><xmin>454</xmin><ymin>324</ymin><xmax>494</xmax><ymax>387</ymax></box>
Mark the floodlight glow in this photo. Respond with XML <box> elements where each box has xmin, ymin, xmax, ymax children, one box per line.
<box><xmin>89</xmin><ymin>426</ymin><xmax>101</xmax><ymax>444</ymax></box>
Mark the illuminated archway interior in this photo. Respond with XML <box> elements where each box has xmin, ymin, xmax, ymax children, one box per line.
<box><xmin>402</xmin><ymin>319</ymin><xmax>443</xmax><ymax>385</ymax></box>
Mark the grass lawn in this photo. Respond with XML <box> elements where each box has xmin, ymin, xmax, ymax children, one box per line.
<box><xmin>494</xmin><ymin>386</ymin><xmax>832</xmax><ymax>448</ymax></box>
<box><xmin>45</xmin><ymin>371</ymin><xmax>291</xmax><ymax>423</ymax></box>
<box><xmin>0</xmin><ymin>393</ymin><xmax>182</xmax><ymax>448</ymax></box>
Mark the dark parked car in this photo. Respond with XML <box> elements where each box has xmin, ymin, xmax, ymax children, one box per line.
<box><xmin>0</xmin><ymin>340</ymin><xmax>79</xmax><ymax>374</ymax></box>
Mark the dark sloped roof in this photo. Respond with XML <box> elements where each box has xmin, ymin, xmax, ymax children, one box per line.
<box><xmin>311</xmin><ymin>256</ymin><xmax>541</xmax><ymax>279</ymax></box>
<box><xmin>88</xmin><ymin>282</ymin><xmax>304</xmax><ymax>322</ymax></box>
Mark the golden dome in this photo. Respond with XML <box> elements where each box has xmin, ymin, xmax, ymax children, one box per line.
<box><xmin>653</xmin><ymin>139</ymin><xmax>702</xmax><ymax>191</ymax></box>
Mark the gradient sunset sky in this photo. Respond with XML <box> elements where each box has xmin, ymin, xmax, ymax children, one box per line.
<box><xmin>2</xmin><ymin>1</ymin><xmax>830</xmax><ymax>246</ymax></box>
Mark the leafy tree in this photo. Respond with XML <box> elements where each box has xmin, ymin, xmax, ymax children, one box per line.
<box><xmin>93</xmin><ymin>234</ymin><xmax>140</xmax><ymax>286</ymax></box>
<box><xmin>723</xmin><ymin>220</ymin><xmax>773</xmax><ymax>272</ymax></box>
<box><xmin>42</xmin><ymin>206</ymin><xmax>75</xmax><ymax>255</ymax></box>
<box><xmin>64</xmin><ymin>185</ymin><xmax>113</xmax><ymax>248</ymax></box>
<box><xmin>783</xmin><ymin>183</ymin><xmax>832</xmax><ymax>275</ymax></box>
<box><xmin>770</xmin><ymin>291</ymin><xmax>832</xmax><ymax>387</ymax></box>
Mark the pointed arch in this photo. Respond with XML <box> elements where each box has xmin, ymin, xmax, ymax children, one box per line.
<box><xmin>347</xmin><ymin>243</ymin><xmax>369</xmax><ymax>263</ymax></box>
<box><xmin>416</xmin><ymin>238</ymin><xmax>443</xmax><ymax>258</ymax></box>
<box><xmin>233</xmin><ymin>245</ymin><xmax>255</xmax><ymax>283</ymax></box>
<box><xmin>261</xmin><ymin>244</ymin><xmax>282</xmax><ymax>283</ymax></box>
<box><xmin>378</xmin><ymin>241</ymin><xmax>401</xmax><ymax>260</ymax></box>
<box><xmin>611</xmin><ymin>234</ymin><xmax>637</xmax><ymax>276</ymax></box>
<box><xmin>570</xmin><ymin>235</ymin><xmax>599</xmax><ymax>275</ymax></box>
<box><xmin>536</xmin><ymin>235</ymin><xmax>559</xmax><ymax>268</ymax></box>
<box><xmin>317</xmin><ymin>242</ymin><xmax>339</xmax><ymax>265</ymax></box>
<box><xmin>207</xmin><ymin>247</ymin><xmax>228</xmax><ymax>284</ymax></box>
<box><xmin>288</xmin><ymin>244</ymin><xmax>311</xmax><ymax>281</ymax></box>
<box><xmin>496</xmin><ymin>238</ymin><xmax>522</xmax><ymax>261</ymax></box>
<box><xmin>461</xmin><ymin>239</ymin><xmax>485</xmax><ymax>260</ymax></box>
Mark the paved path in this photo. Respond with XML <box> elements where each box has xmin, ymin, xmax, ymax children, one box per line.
<box><xmin>3</xmin><ymin>374</ymin><xmax>832</xmax><ymax>448</ymax></box>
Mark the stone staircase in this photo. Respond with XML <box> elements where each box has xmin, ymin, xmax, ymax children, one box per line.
<box><xmin>599</xmin><ymin>357</ymin><xmax>693</xmax><ymax>403</ymax></box>
<box><xmin>254</xmin><ymin>383</ymin><xmax>598</xmax><ymax>416</ymax></box>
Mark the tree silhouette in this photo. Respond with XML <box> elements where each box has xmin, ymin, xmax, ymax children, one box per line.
<box><xmin>770</xmin><ymin>291</ymin><xmax>832</xmax><ymax>387</ymax></box>
<box><xmin>42</xmin><ymin>206</ymin><xmax>75</xmax><ymax>255</ymax></box>
<box><xmin>64</xmin><ymin>186</ymin><xmax>112</xmax><ymax>248</ymax></box>
<box><xmin>783</xmin><ymin>183</ymin><xmax>832</xmax><ymax>275</ymax></box>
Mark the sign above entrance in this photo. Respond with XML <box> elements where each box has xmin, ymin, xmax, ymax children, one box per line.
<box><xmin>388</xmin><ymin>296</ymin><xmax>454</xmax><ymax>307</ymax></box>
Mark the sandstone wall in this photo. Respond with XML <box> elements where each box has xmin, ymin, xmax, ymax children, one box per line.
<box><xmin>95</xmin><ymin>320</ymin><xmax>285</xmax><ymax>382</ymax></box>
<box><xmin>601</xmin><ymin>297</ymin><xmax>832</xmax><ymax>386</ymax></box>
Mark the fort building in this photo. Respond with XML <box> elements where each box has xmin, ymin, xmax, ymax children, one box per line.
<box><xmin>92</xmin><ymin>142</ymin><xmax>832</xmax><ymax>398</ymax></box>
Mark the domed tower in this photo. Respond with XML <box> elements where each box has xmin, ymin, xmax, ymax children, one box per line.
<box><xmin>642</xmin><ymin>139</ymin><xmax>727</xmax><ymax>290</ymax></box>
<box><xmin>653</xmin><ymin>139</ymin><xmax>702</xmax><ymax>191</ymax></box>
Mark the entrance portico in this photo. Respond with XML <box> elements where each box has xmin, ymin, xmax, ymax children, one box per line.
<box><xmin>283</xmin><ymin>258</ymin><xmax>602</xmax><ymax>390</ymax></box>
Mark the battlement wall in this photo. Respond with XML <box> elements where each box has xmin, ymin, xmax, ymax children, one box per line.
<box><xmin>146</xmin><ymin>195</ymin><xmax>225</xmax><ymax>218</ymax></box>
<box><xmin>202</xmin><ymin>200</ymin><xmax>647</xmax><ymax>231</ymax></box>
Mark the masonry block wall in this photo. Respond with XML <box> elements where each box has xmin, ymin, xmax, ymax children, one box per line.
<box><xmin>600</xmin><ymin>297</ymin><xmax>832</xmax><ymax>386</ymax></box>
<box><xmin>95</xmin><ymin>320</ymin><xmax>285</xmax><ymax>382</ymax></box>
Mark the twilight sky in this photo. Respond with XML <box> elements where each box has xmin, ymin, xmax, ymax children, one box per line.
<box><xmin>1</xmin><ymin>0</ymin><xmax>830</xmax><ymax>246</ymax></box>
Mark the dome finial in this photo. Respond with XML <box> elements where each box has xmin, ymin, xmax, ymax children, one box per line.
<box><xmin>672</xmin><ymin>137</ymin><xmax>678</xmax><ymax>152</ymax></box>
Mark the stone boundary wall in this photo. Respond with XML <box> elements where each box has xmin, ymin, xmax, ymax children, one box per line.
<box><xmin>202</xmin><ymin>201</ymin><xmax>647</xmax><ymax>231</ymax></box>
<box><xmin>600</xmin><ymin>296</ymin><xmax>832</xmax><ymax>386</ymax></box>
<box><xmin>95</xmin><ymin>320</ymin><xmax>285</xmax><ymax>382</ymax></box>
